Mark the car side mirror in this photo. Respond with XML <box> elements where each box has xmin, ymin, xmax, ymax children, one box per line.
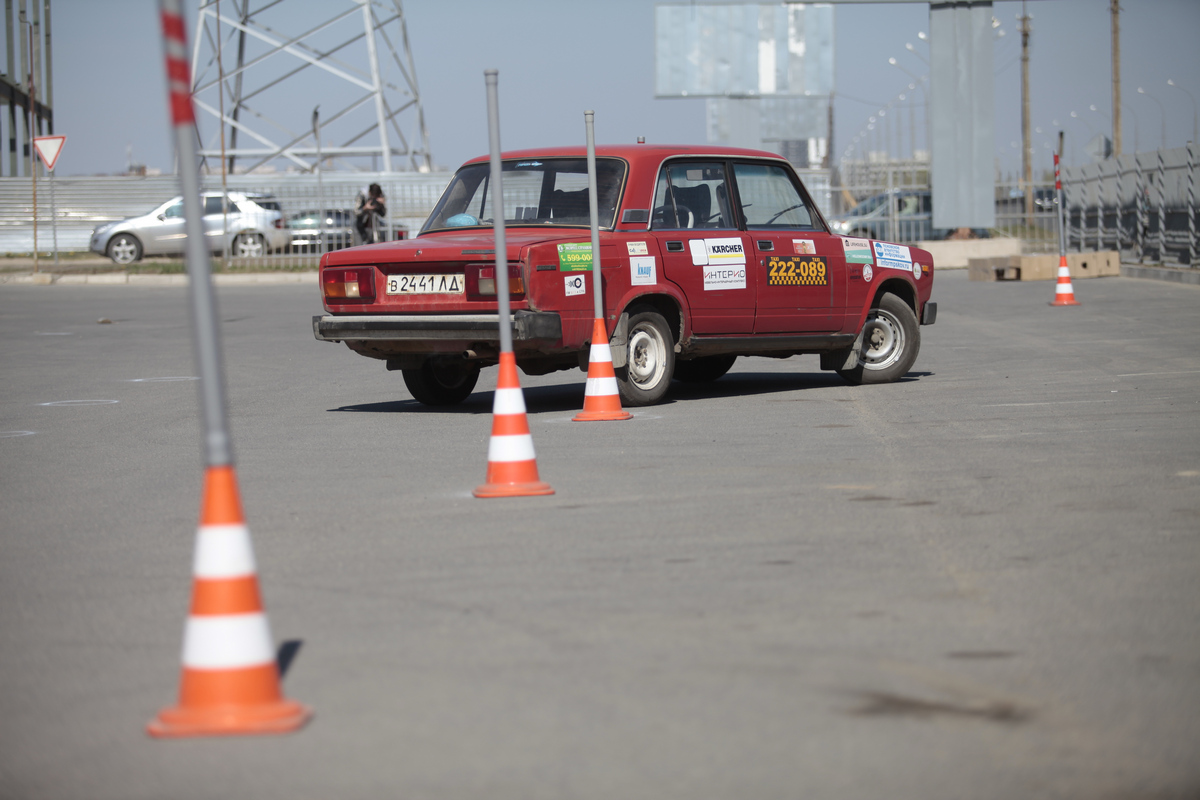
<box><xmin>157</xmin><ymin>214</ymin><xmax>166</xmax><ymax>221</ymax></box>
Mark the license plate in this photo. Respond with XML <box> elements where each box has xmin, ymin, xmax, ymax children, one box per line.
<box><xmin>386</xmin><ymin>274</ymin><xmax>465</xmax><ymax>294</ymax></box>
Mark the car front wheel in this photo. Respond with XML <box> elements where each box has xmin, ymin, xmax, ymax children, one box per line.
<box><xmin>233</xmin><ymin>233</ymin><xmax>266</xmax><ymax>258</ymax></box>
<box><xmin>402</xmin><ymin>359</ymin><xmax>481</xmax><ymax>406</ymax></box>
<box><xmin>616</xmin><ymin>307</ymin><xmax>675</xmax><ymax>406</ymax></box>
<box><xmin>838</xmin><ymin>292</ymin><xmax>920</xmax><ymax>385</ymax></box>
<box><xmin>107</xmin><ymin>233</ymin><xmax>142</xmax><ymax>265</ymax></box>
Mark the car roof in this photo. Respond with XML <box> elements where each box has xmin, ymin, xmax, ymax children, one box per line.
<box><xmin>461</xmin><ymin>144</ymin><xmax>792</xmax><ymax>169</ymax></box>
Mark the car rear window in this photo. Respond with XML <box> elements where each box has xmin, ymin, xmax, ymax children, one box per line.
<box><xmin>422</xmin><ymin>158</ymin><xmax>627</xmax><ymax>232</ymax></box>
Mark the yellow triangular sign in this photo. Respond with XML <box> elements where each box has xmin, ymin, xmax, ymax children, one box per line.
<box><xmin>33</xmin><ymin>135</ymin><xmax>66</xmax><ymax>171</ymax></box>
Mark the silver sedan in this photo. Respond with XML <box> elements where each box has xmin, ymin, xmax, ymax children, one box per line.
<box><xmin>89</xmin><ymin>192</ymin><xmax>289</xmax><ymax>264</ymax></box>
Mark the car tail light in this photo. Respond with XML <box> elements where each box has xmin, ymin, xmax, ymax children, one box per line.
<box><xmin>274</xmin><ymin>218</ymin><xmax>284</xmax><ymax>228</ymax></box>
<box><xmin>323</xmin><ymin>267</ymin><xmax>376</xmax><ymax>302</ymax></box>
<box><xmin>470</xmin><ymin>264</ymin><xmax>524</xmax><ymax>298</ymax></box>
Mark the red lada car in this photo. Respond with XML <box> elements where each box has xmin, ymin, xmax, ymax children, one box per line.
<box><xmin>313</xmin><ymin>145</ymin><xmax>937</xmax><ymax>406</ymax></box>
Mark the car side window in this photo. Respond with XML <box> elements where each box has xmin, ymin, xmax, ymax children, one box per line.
<box><xmin>733</xmin><ymin>162</ymin><xmax>816</xmax><ymax>230</ymax></box>
<box><xmin>651</xmin><ymin>162</ymin><xmax>734</xmax><ymax>230</ymax></box>
<box><xmin>163</xmin><ymin>201</ymin><xmax>184</xmax><ymax>218</ymax></box>
<box><xmin>204</xmin><ymin>197</ymin><xmax>231</xmax><ymax>215</ymax></box>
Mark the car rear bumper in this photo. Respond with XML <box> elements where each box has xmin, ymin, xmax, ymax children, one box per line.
<box><xmin>312</xmin><ymin>311</ymin><xmax>563</xmax><ymax>343</ymax></box>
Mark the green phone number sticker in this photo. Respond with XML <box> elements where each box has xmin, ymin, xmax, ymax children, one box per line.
<box><xmin>557</xmin><ymin>242</ymin><xmax>593</xmax><ymax>271</ymax></box>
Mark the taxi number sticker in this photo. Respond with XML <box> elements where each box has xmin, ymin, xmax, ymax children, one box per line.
<box><xmin>767</xmin><ymin>255</ymin><xmax>827</xmax><ymax>286</ymax></box>
<box><xmin>386</xmin><ymin>274</ymin><xmax>464</xmax><ymax>294</ymax></box>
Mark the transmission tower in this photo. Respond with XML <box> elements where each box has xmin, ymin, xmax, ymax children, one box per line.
<box><xmin>190</xmin><ymin>0</ymin><xmax>432</xmax><ymax>173</ymax></box>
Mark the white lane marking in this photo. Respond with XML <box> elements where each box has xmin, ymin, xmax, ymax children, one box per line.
<box><xmin>1116</xmin><ymin>370</ymin><xmax>1200</xmax><ymax>378</ymax></box>
<box><xmin>35</xmin><ymin>332</ymin><xmax>73</xmax><ymax>336</ymax></box>
<box><xmin>39</xmin><ymin>399</ymin><xmax>120</xmax><ymax>407</ymax></box>
<box><xmin>128</xmin><ymin>376</ymin><xmax>199</xmax><ymax>383</ymax></box>
<box><xmin>1</xmin><ymin>431</ymin><xmax>36</xmax><ymax>438</ymax></box>
<box><xmin>983</xmin><ymin>400</ymin><xmax>1116</xmax><ymax>407</ymax></box>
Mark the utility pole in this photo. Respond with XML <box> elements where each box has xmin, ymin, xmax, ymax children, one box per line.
<box><xmin>1111</xmin><ymin>0</ymin><xmax>1121</xmax><ymax>156</ymax></box>
<box><xmin>1020</xmin><ymin>3</ymin><xmax>1033</xmax><ymax>226</ymax></box>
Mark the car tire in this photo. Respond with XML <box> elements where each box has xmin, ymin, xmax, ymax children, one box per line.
<box><xmin>673</xmin><ymin>354</ymin><xmax>736</xmax><ymax>383</ymax></box>
<box><xmin>234</xmin><ymin>233</ymin><xmax>266</xmax><ymax>258</ymax></box>
<box><xmin>616</xmin><ymin>307</ymin><xmax>675</xmax><ymax>406</ymax></box>
<box><xmin>402</xmin><ymin>359</ymin><xmax>481</xmax><ymax>406</ymax></box>
<box><xmin>107</xmin><ymin>233</ymin><xmax>142</xmax><ymax>265</ymax></box>
<box><xmin>837</xmin><ymin>292</ymin><xmax>920</xmax><ymax>385</ymax></box>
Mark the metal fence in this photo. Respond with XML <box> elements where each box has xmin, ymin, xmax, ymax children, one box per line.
<box><xmin>6</xmin><ymin>150</ymin><xmax>1194</xmax><ymax>268</ymax></box>
<box><xmin>1061</xmin><ymin>144</ymin><xmax>1198</xmax><ymax>267</ymax></box>
<box><xmin>0</xmin><ymin>171</ymin><xmax>452</xmax><ymax>269</ymax></box>
<box><xmin>829</xmin><ymin>159</ymin><xmax>1058</xmax><ymax>249</ymax></box>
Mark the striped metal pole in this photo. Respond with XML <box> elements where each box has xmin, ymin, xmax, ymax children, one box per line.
<box><xmin>161</xmin><ymin>0</ymin><xmax>231</xmax><ymax>469</ymax></box>
<box><xmin>1188</xmin><ymin>141</ymin><xmax>1196</xmax><ymax>267</ymax></box>
<box><xmin>1136</xmin><ymin>153</ymin><xmax>1146</xmax><ymax>263</ymax></box>
<box><xmin>1108</xmin><ymin>155</ymin><xmax>1118</xmax><ymax>255</ymax></box>
<box><xmin>1157</xmin><ymin>148</ymin><xmax>1166</xmax><ymax>263</ymax></box>
<box><xmin>1055</xmin><ymin>138</ymin><xmax>1066</xmax><ymax>260</ymax></box>
<box><xmin>151</xmin><ymin>0</ymin><xmax>311</xmax><ymax>738</ymax></box>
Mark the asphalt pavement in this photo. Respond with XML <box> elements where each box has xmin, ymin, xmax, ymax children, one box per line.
<box><xmin>1</xmin><ymin>270</ymin><xmax>1197</xmax><ymax>799</ymax></box>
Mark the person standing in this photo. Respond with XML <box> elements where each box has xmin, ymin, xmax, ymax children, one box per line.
<box><xmin>354</xmin><ymin>183</ymin><xmax>387</xmax><ymax>245</ymax></box>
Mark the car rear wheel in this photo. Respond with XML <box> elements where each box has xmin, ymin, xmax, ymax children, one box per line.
<box><xmin>107</xmin><ymin>233</ymin><xmax>142</xmax><ymax>265</ymax></box>
<box><xmin>616</xmin><ymin>307</ymin><xmax>675</xmax><ymax>406</ymax></box>
<box><xmin>837</xmin><ymin>292</ymin><xmax>920</xmax><ymax>385</ymax></box>
<box><xmin>402</xmin><ymin>359</ymin><xmax>481</xmax><ymax>406</ymax></box>
<box><xmin>234</xmin><ymin>233</ymin><xmax>266</xmax><ymax>258</ymax></box>
<box><xmin>673</xmin><ymin>354</ymin><xmax>736</xmax><ymax>383</ymax></box>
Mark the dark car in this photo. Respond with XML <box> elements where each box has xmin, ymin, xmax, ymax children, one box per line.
<box><xmin>287</xmin><ymin>209</ymin><xmax>354</xmax><ymax>252</ymax></box>
<box><xmin>313</xmin><ymin>145</ymin><xmax>937</xmax><ymax>406</ymax></box>
<box><xmin>829</xmin><ymin>189</ymin><xmax>990</xmax><ymax>243</ymax></box>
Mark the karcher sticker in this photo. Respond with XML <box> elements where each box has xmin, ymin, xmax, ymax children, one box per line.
<box><xmin>557</xmin><ymin>242</ymin><xmax>593</xmax><ymax>271</ymax></box>
<box><xmin>841</xmin><ymin>236</ymin><xmax>873</xmax><ymax>264</ymax></box>
<box><xmin>873</xmin><ymin>241</ymin><xmax>913</xmax><ymax>272</ymax></box>
<box><xmin>792</xmin><ymin>238</ymin><xmax>816</xmax><ymax>255</ymax></box>
<box><xmin>630</xmin><ymin>255</ymin><xmax>657</xmax><ymax>286</ymax></box>
<box><xmin>689</xmin><ymin>237</ymin><xmax>746</xmax><ymax>267</ymax></box>
<box><xmin>703</xmin><ymin>265</ymin><xmax>746</xmax><ymax>291</ymax></box>
<box><xmin>767</xmin><ymin>255</ymin><xmax>828</xmax><ymax>286</ymax></box>
<box><xmin>626</xmin><ymin>241</ymin><xmax>649</xmax><ymax>256</ymax></box>
<box><xmin>564</xmin><ymin>273</ymin><xmax>587</xmax><ymax>297</ymax></box>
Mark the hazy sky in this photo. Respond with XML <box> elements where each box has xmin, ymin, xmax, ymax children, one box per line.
<box><xmin>34</xmin><ymin>0</ymin><xmax>1200</xmax><ymax>177</ymax></box>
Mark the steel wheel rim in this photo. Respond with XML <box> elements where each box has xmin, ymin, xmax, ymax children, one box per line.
<box><xmin>628</xmin><ymin>325</ymin><xmax>666</xmax><ymax>390</ymax></box>
<box><xmin>861</xmin><ymin>308</ymin><xmax>904</xmax><ymax>370</ymax></box>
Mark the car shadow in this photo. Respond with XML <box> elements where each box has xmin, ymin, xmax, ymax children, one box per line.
<box><xmin>328</xmin><ymin>380</ymin><xmax>588</xmax><ymax>415</ymax></box>
<box><xmin>327</xmin><ymin>370</ymin><xmax>934</xmax><ymax>414</ymax></box>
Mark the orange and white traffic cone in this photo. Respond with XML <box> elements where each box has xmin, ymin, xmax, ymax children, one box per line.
<box><xmin>474</xmin><ymin>352</ymin><xmax>554</xmax><ymax>498</ymax></box>
<box><xmin>1049</xmin><ymin>255</ymin><xmax>1081</xmax><ymax>306</ymax></box>
<box><xmin>573</xmin><ymin>318</ymin><xmax>633</xmax><ymax>422</ymax></box>
<box><xmin>148</xmin><ymin>465</ymin><xmax>311</xmax><ymax>738</ymax></box>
